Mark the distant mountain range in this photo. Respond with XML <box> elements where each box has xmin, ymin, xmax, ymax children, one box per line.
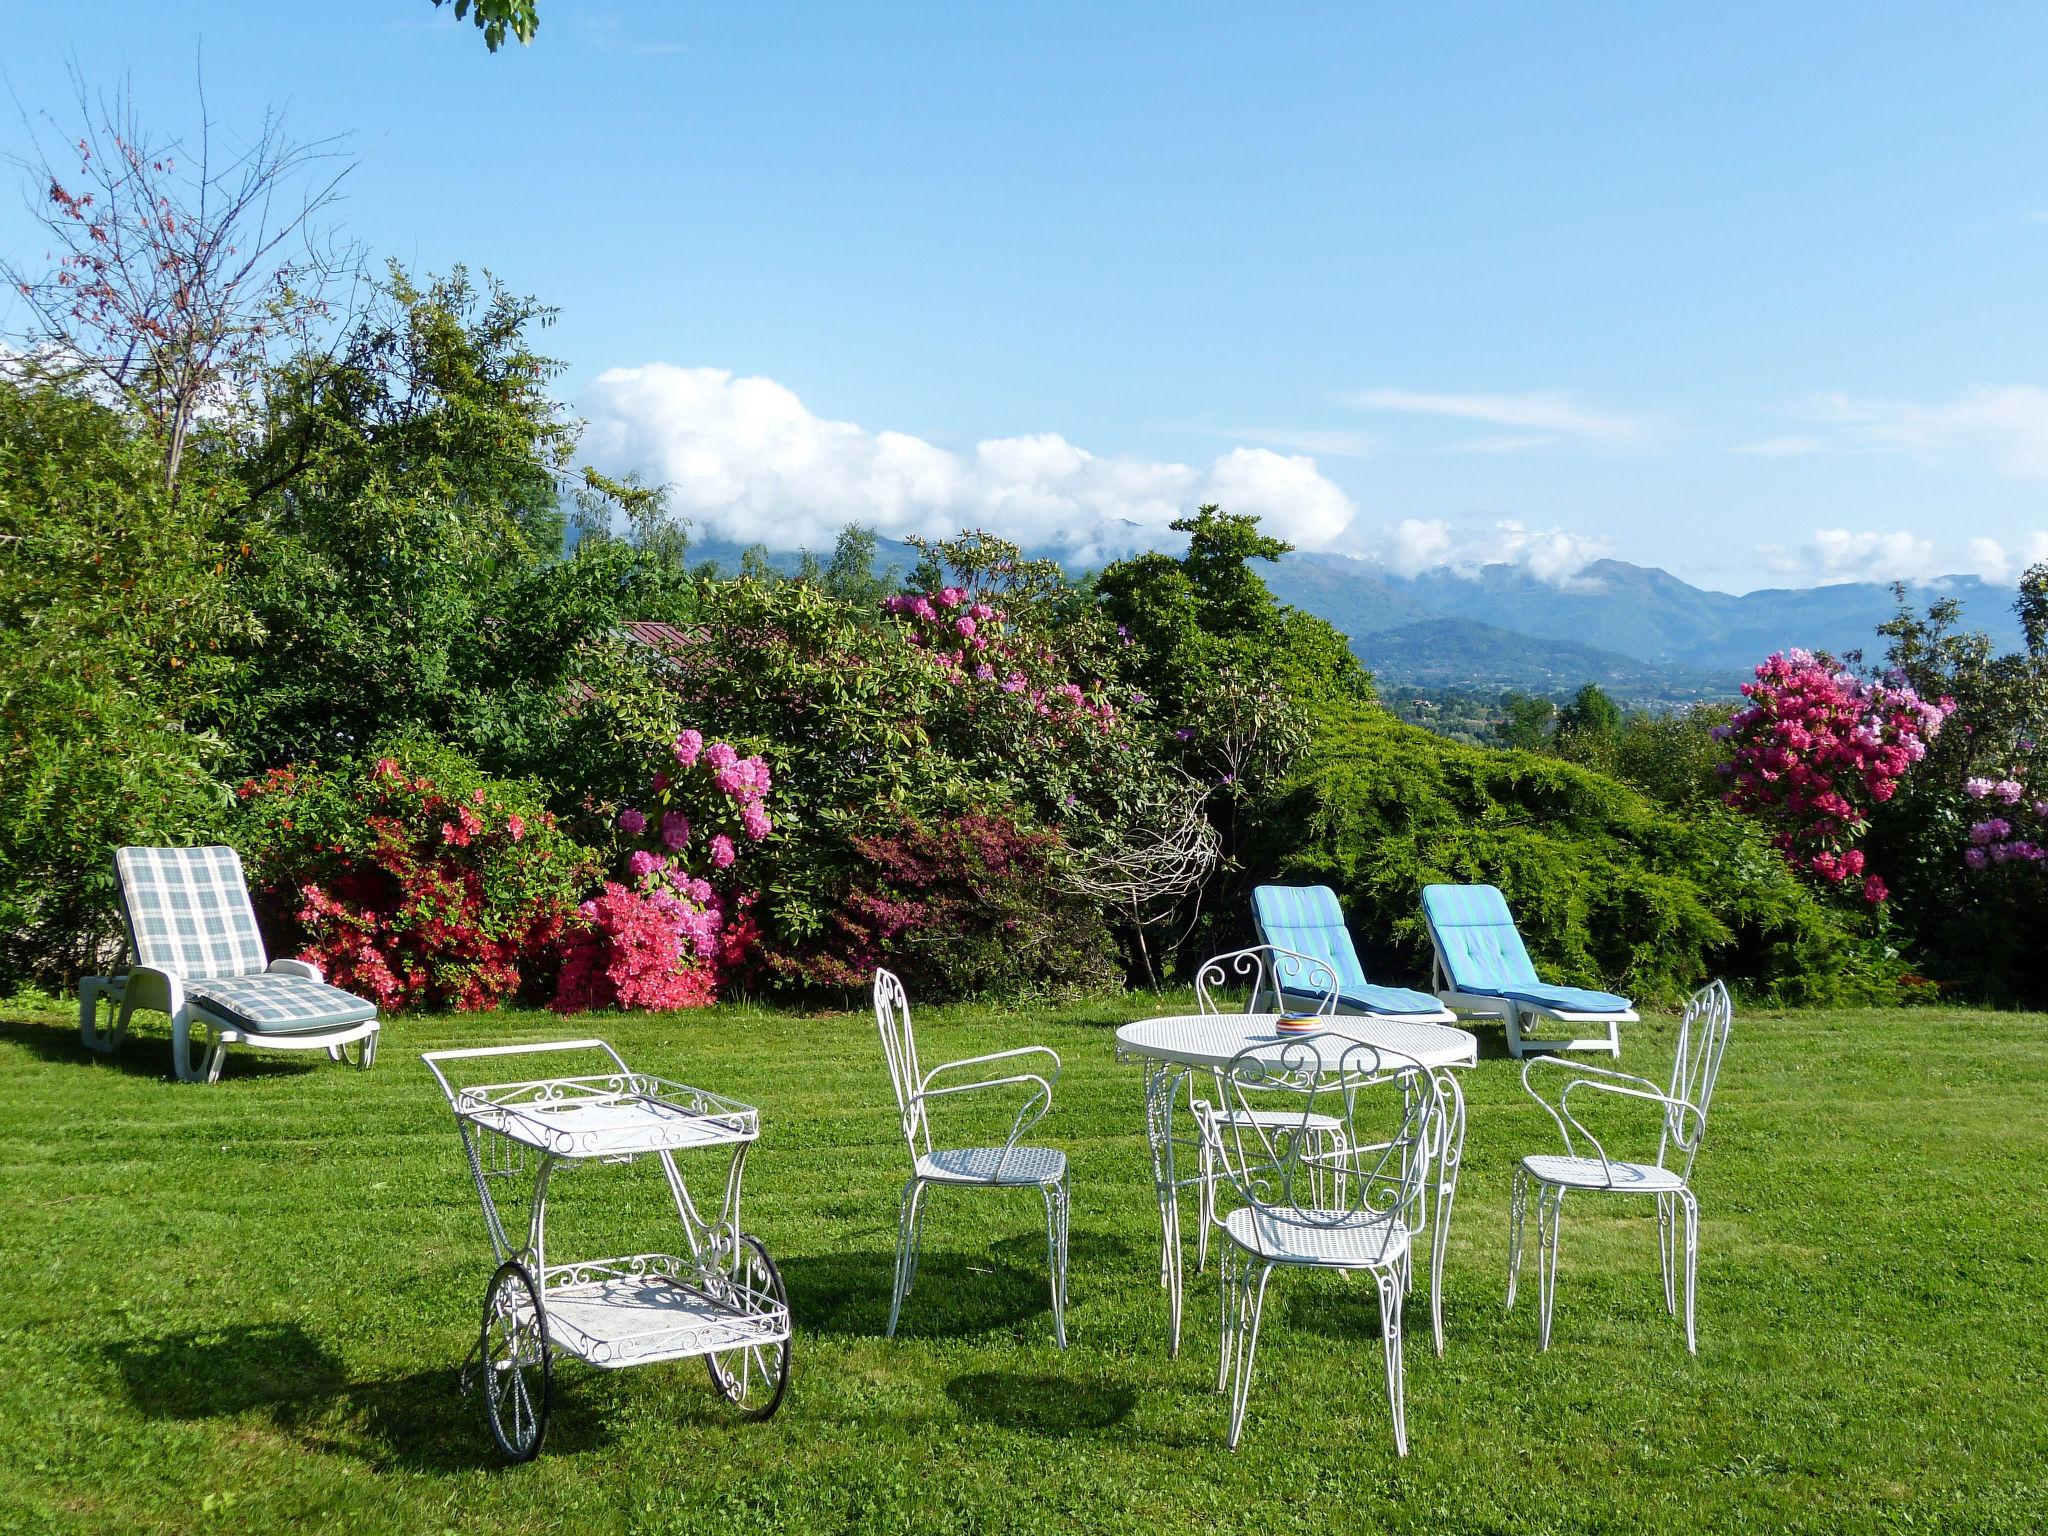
<box><xmin>1265</xmin><ymin>554</ymin><xmax>2028</xmax><ymax>705</ymax></box>
<box><xmin>674</xmin><ymin>533</ymin><xmax>2028</xmax><ymax>709</ymax></box>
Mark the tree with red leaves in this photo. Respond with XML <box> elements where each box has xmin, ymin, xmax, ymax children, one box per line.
<box><xmin>2</xmin><ymin>72</ymin><xmax>357</xmax><ymax>494</ymax></box>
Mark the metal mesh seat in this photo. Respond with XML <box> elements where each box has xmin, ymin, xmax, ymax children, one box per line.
<box><xmin>1222</xmin><ymin>1207</ymin><xmax>1411</xmax><ymax>1268</ymax></box>
<box><xmin>917</xmin><ymin>1146</ymin><xmax>1068</xmax><ymax>1186</ymax></box>
<box><xmin>1520</xmin><ymin>1154</ymin><xmax>1687</xmax><ymax>1193</ymax></box>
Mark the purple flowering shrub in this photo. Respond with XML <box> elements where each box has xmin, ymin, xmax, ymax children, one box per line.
<box><xmin>754</xmin><ymin>809</ymin><xmax>1119</xmax><ymax>998</ymax></box>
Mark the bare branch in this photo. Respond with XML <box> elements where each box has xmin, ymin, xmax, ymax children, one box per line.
<box><xmin>1</xmin><ymin>67</ymin><xmax>363</xmax><ymax>493</ymax></box>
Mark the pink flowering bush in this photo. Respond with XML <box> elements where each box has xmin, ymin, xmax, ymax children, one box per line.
<box><xmin>552</xmin><ymin>729</ymin><xmax>771</xmax><ymax>1012</ymax></box>
<box><xmin>1714</xmin><ymin>650</ymin><xmax>1951</xmax><ymax>903</ymax></box>
<box><xmin>880</xmin><ymin>584</ymin><xmax>1125</xmax><ymax>737</ymax></box>
<box><xmin>236</xmin><ymin>739</ymin><xmax>596</xmax><ymax>1012</ymax></box>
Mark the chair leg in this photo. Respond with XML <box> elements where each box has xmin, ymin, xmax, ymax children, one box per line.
<box><xmin>1506</xmin><ymin>1165</ymin><xmax>1528</xmax><ymax>1309</ymax></box>
<box><xmin>1216</xmin><ymin>1247</ymin><xmax>1238</xmax><ymax>1395</ymax></box>
<box><xmin>1680</xmin><ymin>1188</ymin><xmax>1700</xmax><ymax>1353</ymax></box>
<box><xmin>1224</xmin><ymin>1263</ymin><xmax>1275</xmax><ymax>1450</ymax></box>
<box><xmin>1504</xmin><ymin>1003</ymin><xmax>1527</xmax><ymax>1059</ymax></box>
<box><xmin>1196</xmin><ymin>1124</ymin><xmax>1214</xmax><ymax>1275</ymax></box>
<box><xmin>1657</xmin><ymin>1192</ymin><xmax>1677</xmax><ymax>1316</ymax></box>
<box><xmin>1042</xmin><ymin>1178</ymin><xmax>1069</xmax><ymax>1350</ymax></box>
<box><xmin>79</xmin><ymin>981</ymin><xmax>129</xmax><ymax>1055</ymax></box>
<box><xmin>887</xmin><ymin>1178</ymin><xmax>925</xmax><ymax>1338</ymax></box>
<box><xmin>171</xmin><ymin>1008</ymin><xmax>224</xmax><ymax>1084</ymax></box>
<box><xmin>1378</xmin><ymin>1266</ymin><xmax>1409</xmax><ymax>1457</ymax></box>
<box><xmin>1536</xmin><ymin>1186</ymin><xmax>1565</xmax><ymax>1351</ymax></box>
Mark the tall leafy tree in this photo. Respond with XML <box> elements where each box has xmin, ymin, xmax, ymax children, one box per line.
<box><xmin>0</xmin><ymin>369</ymin><xmax>245</xmax><ymax>985</ymax></box>
<box><xmin>216</xmin><ymin>264</ymin><xmax>592</xmax><ymax>770</ymax></box>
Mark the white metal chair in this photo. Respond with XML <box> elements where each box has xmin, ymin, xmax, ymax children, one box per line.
<box><xmin>78</xmin><ymin>846</ymin><xmax>380</xmax><ymax>1083</ymax></box>
<box><xmin>1508</xmin><ymin>979</ymin><xmax>1733</xmax><ymax>1352</ymax></box>
<box><xmin>1189</xmin><ymin>945</ymin><xmax>1343</xmax><ymax>1275</ymax></box>
<box><xmin>1208</xmin><ymin>1032</ymin><xmax>1443</xmax><ymax>1452</ymax></box>
<box><xmin>872</xmin><ymin>969</ymin><xmax>1070</xmax><ymax>1347</ymax></box>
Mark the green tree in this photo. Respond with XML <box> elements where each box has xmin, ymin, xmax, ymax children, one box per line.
<box><xmin>1555</xmin><ymin>682</ymin><xmax>1622</xmax><ymax>748</ymax></box>
<box><xmin>217</xmin><ymin>264</ymin><xmax>597</xmax><ymax>771</ymax></box>
<box><xmin>0</xmin><ymin>370</ymin><xmax>244</xmax><ymax>986</ymax></box>
<box><xmin>1494</xmin><ymin>692</ymin><xmax>1557</xmax><ymax>751</ymax></box>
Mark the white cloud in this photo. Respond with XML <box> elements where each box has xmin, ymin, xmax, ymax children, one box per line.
<box><xmin>1806</xmin><ymin>385</ymin><xmax>2048</xmax><ymax>478</ymax></box>
<box><xmin>1351</xmin><ymin>516</ymin><xmax>1611</xmax><ymax>583</ymax></box>
<box><xmin>581</xmin><ymin>364</ymin><xmax>1360</xmax><ymax>561</ymax></box>
<box><xmin>1962</xmin><ymin>532</ymin><xmax>2048</xmax><ymax>583</ymax></box>
<box><xmin>1345</xmin><ymin>388</ymin><xmax>1650</xmax><ymax>447</ymax></box>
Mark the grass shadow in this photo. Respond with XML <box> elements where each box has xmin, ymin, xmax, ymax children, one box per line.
<box><xmin>102</xmin><ymin>1321</ymin><xmax>619</xmax><ymax>1473</ymax></box>
<box><xmin>0</xmin><ymin>1016</ymin><xmax>319</xmax><ymax>1081</ymax></box>
<box><xmin>946</xmin><ymin>1370</ymin><xmax>1136</xmax><ymax>1435</ymax></box>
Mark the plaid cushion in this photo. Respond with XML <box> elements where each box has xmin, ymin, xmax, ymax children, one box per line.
<box><xmin>115</xmin><ymin>846</ymin><xmax>268</xmax><ymax>980</ymax></box>
<box><xmin>187</xmin><ymin>974</ymin><xmax>378</xmax><ymax>1035</ymax></box>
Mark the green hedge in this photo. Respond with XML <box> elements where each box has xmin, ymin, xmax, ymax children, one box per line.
<box><xmin>1262</xmin><ymin>702</ymin><xmax>1900</xmax><ymax>1006</ymax></box>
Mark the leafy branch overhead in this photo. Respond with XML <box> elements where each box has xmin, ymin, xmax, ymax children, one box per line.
<box><xmin>432</xmin><ymin>0</ymin><xmax>540</xmax><ymax>51</ymax></box>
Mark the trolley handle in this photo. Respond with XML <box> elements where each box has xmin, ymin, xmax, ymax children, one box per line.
<box><xmin>422</xmin><ymin>1038</ymin><xmax>633</xmax><ymax>1108</ymax></box>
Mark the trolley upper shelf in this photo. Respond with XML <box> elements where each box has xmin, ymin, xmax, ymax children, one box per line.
<box><xmin>423</xmin><ymin>1040</ymin><xmax>759</xmax><ymax>1160</ymax></box>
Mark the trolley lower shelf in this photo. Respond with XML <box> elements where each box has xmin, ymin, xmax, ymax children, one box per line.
<box><xmin>542</xmin><ymin>1263</ymin><xmax>791</xmax><ymax>1370</ymax></box>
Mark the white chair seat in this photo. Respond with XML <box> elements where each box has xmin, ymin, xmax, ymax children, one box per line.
<box><xmin>916</xmin><ymin>1145</ymin><xmax>1067</xmax><ymax>1186</ymax></box>
<box><xmin>1193</xmin><ymin>1104</ymin><xmax>1344</xmax><ymax>1135</ymax></box>
<box><xmin>1223</xmin><ymin>1206</ymin><xmax>1412</xmax><ymax>1268</ymax></box>
<box><xmin>1521</xmin><ymin>1153</ymin><xmax>1686</xmax><ymax>1193</ymax></box>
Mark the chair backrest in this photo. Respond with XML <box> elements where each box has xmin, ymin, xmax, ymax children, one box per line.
<box><xmin>872</xmin><ymin>969</ymin><xmax>928</xmax><ymax>1160</ymax></box>
<box><xmin>1662</xmin><ymin>979</ymin><xmax>1734</xmax><ymax>1175</ymax></box>
<box><xmin>114</xmin><ymin>845</ymin><xmax>269</xmax><ymax>980</ymax></box>
<box><xmin>1195</xmin><ymin>945</ymin><xmax>1343</xmax><ymax>1016</ymax></box>
<box><xmin>1250</xmin><ymin>884</ymin><xmax>1370</xmax><ymax>994</ymax></box>
<box><xmin>1210</xmin><ymin>1034</ymin><xmax>1441</xmax><ymax>1239</ymax></box>
<box><xmin>1419</xmin><ymin>883</ymin><xmax>1541</xmax><ymax>992</ymax></box>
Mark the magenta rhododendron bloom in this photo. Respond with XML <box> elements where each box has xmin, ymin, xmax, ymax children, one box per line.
<box><xmin>673</xmin><ymin>729</ymin><xmax>703</xmax><ymax>767</ymax></box>
<box><xmin>710</xmin><ymin>834</ymin><xmax>736</xmax><ymax>869</ymax></box>
<box><xmin>618</xmin><ymin>807</ymin><xmax>647</xmax><ymax>835</ymax></box>
<box><xmin>1717</xmin><ymin>649</ymin><xmax>1948</xmax><ymax>902</ymax></box>
<box><xmin>661</xmin><ymin>811</ymin><xmax>691</xmax><ymax>851</ymax></box>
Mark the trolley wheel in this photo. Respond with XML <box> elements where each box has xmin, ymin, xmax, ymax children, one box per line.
<box><xmin>706</xmin><ymin>1235</ymin><xmax>791</xmax><ymax>1420</ymax></box>
<box><xmin>480</xmin><ymin>1260</ymin><xmax>552</xmax><ymax>1462</ymax></box>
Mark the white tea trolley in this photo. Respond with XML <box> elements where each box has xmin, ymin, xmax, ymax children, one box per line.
<box><xmin>424</xmin><ymin>1039</ymin><xmax>792</xmax><ymax>1460</ymax></box>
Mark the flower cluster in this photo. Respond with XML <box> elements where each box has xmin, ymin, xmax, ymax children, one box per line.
<box><xmin>1715</xmin><ymin>651</ymin><xmax>1951</xmax><ymax>903</ymax></box>
<box><xmin>881</xmin><ymin>586</ymin><xmax>1121</xmax><ymax>732</ymax></box>
<box><xmin>552</xmin><ymin>729</ymin><xmax>773</xmax><ymax>1012</ymax></box>
<box><xmin>237</xmin><ymin>747</ymin><xmax>591</xmax><ymax>1012</ymax></box>
<box><xmin>1961</xmin><ymin>775</ymin><xmax>2048</xmax><ymax>868</ymax></box>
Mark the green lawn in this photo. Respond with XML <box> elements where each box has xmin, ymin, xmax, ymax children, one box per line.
<box><xmin>1</xmin><ymin>994</ymin><xmax>2043</xmax><ymax>1534</ymax></box>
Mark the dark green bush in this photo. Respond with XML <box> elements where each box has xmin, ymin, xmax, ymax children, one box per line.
<box><xmin>1261</xmin><ymin>701</ymin><xmax>1900</xmax><ymax>1006</ymax></box>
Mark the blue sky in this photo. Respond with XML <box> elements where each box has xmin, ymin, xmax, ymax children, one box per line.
<box><xmin>6</xmin><ymin>1</ymin><xmax>2047</xmax><ymax>591</ymax></box>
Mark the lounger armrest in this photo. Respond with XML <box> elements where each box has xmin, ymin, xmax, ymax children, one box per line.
<box><xmin>267</xmin><ymin>958</ymin><xmax>324</xmax><ymax>982</ymax></box>
<box><xmin>118</xmin><ymin>964</ymin><xmax>186</xmax><ymax>1019</ymax></box>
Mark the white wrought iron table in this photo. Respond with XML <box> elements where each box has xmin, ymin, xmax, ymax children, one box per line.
<box><xmin>423</xmin><ymin>1039</ymin><xmax>792</xmax><ymax>1461</ymax></box>
<box><xmin>1114</xmin><ymin>1012</ymin><xmax>1479</xmax><ymax>1356</ymax></box>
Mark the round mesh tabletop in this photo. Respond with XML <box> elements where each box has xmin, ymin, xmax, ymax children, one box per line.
<box><xmin>1115</xmin><ymin>1012</ymin><xmax>1478</xmax><ymax>1071</ymax></box>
